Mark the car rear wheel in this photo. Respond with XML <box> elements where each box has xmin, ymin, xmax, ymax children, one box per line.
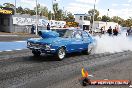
<box><xmin>83</xmin><ymin>44</ymin><xmax>94</xmax><ymax>55</ymax></box>
<box><xmin>32</xmin><ymin>50</ymin><xmax>41</xmax><ymax>57</ymax></box>
<box><xmin>56</xmin><ymin>47</ymin><xmax>66</xmax><ymax>60</ymax></box>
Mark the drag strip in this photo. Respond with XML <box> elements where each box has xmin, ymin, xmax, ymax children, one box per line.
<box><xmin>0</xmin><ymin>50</ymin><xmax>131</xmax><ymax>88</ymax></box>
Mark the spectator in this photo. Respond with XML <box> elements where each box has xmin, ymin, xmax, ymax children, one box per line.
<box><xmin>126</xmin><ymin>27</ymin><xmax>132</xmax><ymax>36</ymax></box>
<box><xmin>100</xmin><ymin>27</ymin><xmax>104</xmax><ymax>34</ymax></box>
<box><xmin>113</xmin><ymin>27</ymin><xmax>118</xmax><ymax>36</ymax></box>
<box><xmin>31</xmin><ymin>25</ymin><xmax>35</xmax><ymax>34</ymax></box>
<box><xmin>47</xmin><ymin>23</ymin><xmax>50</xmax><ymax>30</ymax></box>
<box><xmin>107</xmin><ymin>26</ymin><xmax>112</xmax><ymax>36</ymax></box>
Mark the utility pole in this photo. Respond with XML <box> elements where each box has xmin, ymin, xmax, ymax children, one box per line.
<box><xmin>62</xmin><ymin>6</ymin><xmax>64</xmax><ymax>20</ymax></box>
<box><xmin>92</xmin><ymin>0</ymin><xmax>96</xmax><ymax>35</ymax></box>
<box><xmin>106</xmin><ymin>9</ymin><xmax>109</xmax><ymax>30</ymax></box>
<box><xmin>35</xmin><ymin>0</ymin><xmax>38</xmax><ymax>35</ymax></box>
<box><xmin>15</xmin><ymin>0</ymin><xmax>16</xmax><ymax>14</ymax></box>
<box><xmin>51</xmin><ymin>0</ymin><xmax>53</xmax><ymax>20</ymax></box>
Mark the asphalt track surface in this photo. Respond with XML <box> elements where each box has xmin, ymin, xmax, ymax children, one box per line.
<box><xmin>0</xmin><ymin>34</ymin><xmax>39</xmax><ymax>42</ymax></box>
<box><xmin>0</xmin><ymin>50</ymin><xmax>132</xmax><ymax>88</ymax></box>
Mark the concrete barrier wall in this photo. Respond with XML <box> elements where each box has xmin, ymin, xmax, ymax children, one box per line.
<box><xmin>12</xmin><ymin>14</ymin><xmax>47</xmax><ymax>33</ymax></box>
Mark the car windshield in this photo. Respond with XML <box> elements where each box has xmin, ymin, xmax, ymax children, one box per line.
<box><xmin>51</xmin><ymin>29</ymin><xmax>67</xmax><ymax>37</ymax></box>
<box><xmin>63</xmin><ymin>30</ymin><xmax>73</xmax><ymax>38</ymax></box>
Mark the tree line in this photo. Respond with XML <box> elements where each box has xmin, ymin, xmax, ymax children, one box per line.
<box><xmin>0</xmin><ymin>2</ymin><xmax>74</xmax><ymax>22</ymax></box>
<box><xmin>1</xmin><ymin>2</ymin><xmax>132</xmax><ymax>27</ymax></box>
<box><xmin>88</xmin><ymin>9</ymin><xmax>132</xmax><ymax>27</ymax></box>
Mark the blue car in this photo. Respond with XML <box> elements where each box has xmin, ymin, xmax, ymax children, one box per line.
<box><xmin>27</xmin><ymin>29</ymin><xmax>96</xmax><ymax>60</ymax></box>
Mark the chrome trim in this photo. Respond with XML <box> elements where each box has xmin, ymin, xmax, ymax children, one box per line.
<box><xmin>79</xmin><ymin>48</ymin><xmax>83</xmax><ymax>49</ymax></box>
<box><xmin>50</xmin><ymin>49</ymin><xmax>55</xmax><ymax>50</ymax></box>
<box><xmin>27</xmin><ymin>46</ymin><xmax>55</xmax><ymax>51</ymax></box>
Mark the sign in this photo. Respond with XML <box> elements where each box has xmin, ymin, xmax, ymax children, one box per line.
<box><xmin>0</xmin><ymin>7</ymin><xmax>14</xmax><ymax>15</ymax></box>
<box><xmin>13</xmin><ymin>17</ymin><xmax>49</xmax><ymax>26</ymax></box>
<box><xmin>13</xmin><ymin>17</ymin><xmax>66</xmax><ymax>27</ymax></box>
<box><xmin>49</xmin><ymin>20</ymin><xmax>66</xmax><ymax>27</ymax></box>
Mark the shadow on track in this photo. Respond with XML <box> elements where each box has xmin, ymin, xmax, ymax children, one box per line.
<box><xmin>23</xmin><ymin>52</ymin><xmax>84</xmax><ymax>62</ymax></box>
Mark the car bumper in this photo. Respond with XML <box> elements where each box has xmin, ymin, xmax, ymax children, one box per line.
<box><xmin>27</xmin><ymin>46</ymin><xmax>56</xmax><ymax>54</ymax></box>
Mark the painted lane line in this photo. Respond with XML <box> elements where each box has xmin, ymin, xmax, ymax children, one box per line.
<box><xmin>0</xmin><ymin>35</ymin><xmax>18</xmax><ymax>37</ymax></box>
<box><xmin>0</xmin><ymin>41</ymin><xmax>26</xmax><ymax>43</ymax></box>
<box><xmin>0</xmin><ymin>49</ymin><xmax>25</xmax><ymax>52</ymax></box>
<box><xmin>15</xmin><ymin>41</ymin><xmax>26</xmax><ymax>43</ymax></box>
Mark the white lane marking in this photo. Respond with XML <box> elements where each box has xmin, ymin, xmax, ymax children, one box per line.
<box><xmin>0</xmin><ymin>35</ymin><xmax>18</xmax><ymax>37</ymax></box>
<box><xmin>0</xmin><ymin>41</ymin><xmax>26</xmax><ymax>43</ymax></box>
<box><xmin>15</xmin><ymin>41</ymin><xmax>26</xmax><ymax>43</ymax></box>
<box><xmin>0</xmin><ymin>49</ymin><xmax>24</xmax><ymax>52</ymax></box>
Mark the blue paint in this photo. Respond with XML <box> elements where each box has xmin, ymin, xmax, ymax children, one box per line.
<box><xmin>0</xmin><ymin>41</ymin><xmax>27</xmax><ymax>51</ymax></box>
<box><xmin>27</xmin><ymin>29</ymin><xmax>96</xmax><ymax>54</ymax></box>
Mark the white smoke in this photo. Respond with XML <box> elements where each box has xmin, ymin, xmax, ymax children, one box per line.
<box><xmin>94</xmin><ymin>32</ymin><xmax>132</xmax><ymax>54</ymax></box>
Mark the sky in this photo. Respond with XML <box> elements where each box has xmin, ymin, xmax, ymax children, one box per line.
<box><xmin>0</xmin><ymin>0</ymin><xmax>132</xmax><ymax>19</ymax></box>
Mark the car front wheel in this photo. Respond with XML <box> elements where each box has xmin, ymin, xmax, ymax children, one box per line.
<box><xmin>56</xmin><ymin>47</ymin><xmax>66</xmax><ymax>60</ymax></box>
<box><xmin>32</xmin><ymin>50</ymin><xmax>41</xmax><ymax>57</ymax></box>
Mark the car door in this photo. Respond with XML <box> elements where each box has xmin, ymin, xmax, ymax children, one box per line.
<box><xmin>81</xmin><ymin>31</ymin><xmax>92</xmax><ymax>49</ymax></box>
<box><xmin>71</xmin><ymin>30</ymin><xmax>84</xmax><ymax>51</ymax></box>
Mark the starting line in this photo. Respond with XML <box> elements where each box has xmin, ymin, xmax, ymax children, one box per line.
<box><xmin>0</xmin><ymin>35</ymin><xmax>18</xmax><ymax>37</ymax></box>
<box><xmin>0</xmin><ymin>49</ymin><xmax>24</xmax><ymax>52</ymax></box>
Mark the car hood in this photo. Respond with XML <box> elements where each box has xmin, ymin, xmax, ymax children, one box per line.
<box><xmin>38</xmin><ymin>30</ymin><xmax>59</xmax><ymax>38</ymax></box>
<box><xmin>27</xmin><ymin>37</ymin><xmax>70</xmax><ymax>44</ymax></box>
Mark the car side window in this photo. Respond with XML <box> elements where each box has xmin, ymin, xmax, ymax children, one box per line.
<box><xmin>82</xmin><ymin>31</ymin><xmax>89</xmax><ymax>38</ymax></box>
<box><xmin>74</xmin><ymin>31</ymin><xmax>82</xmax><ymax>39</ymax></box>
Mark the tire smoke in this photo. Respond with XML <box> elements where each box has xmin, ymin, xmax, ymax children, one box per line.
<box><xmin>94</xmin><ymin>32</ymin><xmax>132</xmax><ymax>54</ymax></box>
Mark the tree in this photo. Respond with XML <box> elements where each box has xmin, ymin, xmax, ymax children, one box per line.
<box><xmin>101</xmin><ymin>15</ymin><xmax>111</xmax><ymax>22</ymax></box>
<box><xmin>40</xmin><ymin>6</ymin><xmax>48</xmax><ymax>17</ymax></box>
<box><xmin>111</xmin><ymin>16</ymin><xmax>123</xmax><ymax>23</ymax></box>
<box><xmin>24</xmin><ymin>8</ymin><xmax>30</xmax><ymax>14</ymax></box>
<box><xmin>111</xmin><ymin>16</ymin><xmax>125</xmax><ymax>26</ymax></box>
<box><xmin>97</xmin><ymin>17</ymin><xmax>102</xmax><ymax>21</ymax></box>
<box><xmin>3</xmin><ymin>3</ymin><xmax>15</xmax><ymax>8</ymax></box>
<box><xmin>48</xmin><ymin>11</ymin><xmax>52</xmax><ymax>20</ymax></box>
<box><xmin>53</xmin><ymin>3</ymin><xmax>59</xmax><ymax>20</ymax></box>
<box><xmin>16</xmin><ymin>6</ymin><xmax>24</xmax><ymax>14</ymax></box>
<box><xmin>34</xmin><ymin>4</ymin><xmax>49</xmax><ymax>17</ymax></box>
<box><xmin>30</xmin><ymin>10</ymin><xmax>36</xmax><ymax>15</ymax></box>
<box><xmin>56</xmin><ymin>9</ymin><xmax>63</xmax><ymax>20</ymax></box>
<box><xmin>64</xmin><ymin>12</ymin><xmax>74</xmax><ymax>22</ymax></box>
<box><xmin>88</xmin><ymin>9</ymin><xmax>99</xmax><ymax>22</ymax></box>
<box><xmin>124</xmin><ymin>18</ymin><xmax>132</xmax><ymax>27</ymax></box>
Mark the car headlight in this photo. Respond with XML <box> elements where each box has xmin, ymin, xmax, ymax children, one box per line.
<box><xmin>45</xmin><ymin>44</ymin><xmax>51</xmax><ymax>50</ymax></box>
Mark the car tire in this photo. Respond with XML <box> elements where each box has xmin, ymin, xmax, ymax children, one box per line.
<box><xmin>32</xmin><ymin>50</ymin><xmax>41</xmax><ymax>57</ymax></box>
<box><xmin>83</xmin><ymin>44</ymin><xmax>94</xmax><ymax>55</ymax></box>
<box><xmin>56</xmin><ymin>47</ymin><xmax>66</xmax><ymax>60</ymax></box>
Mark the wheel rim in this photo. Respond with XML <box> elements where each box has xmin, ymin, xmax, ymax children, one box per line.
<box><xmin>58</xmin><ymin>48</ymin><xmax>65</xmax><ymax>59</ymax></box>
<box><xmin>88</xmin><ymin>44</ymin><xmax>93</xmax><ymax>53</ymax></box>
